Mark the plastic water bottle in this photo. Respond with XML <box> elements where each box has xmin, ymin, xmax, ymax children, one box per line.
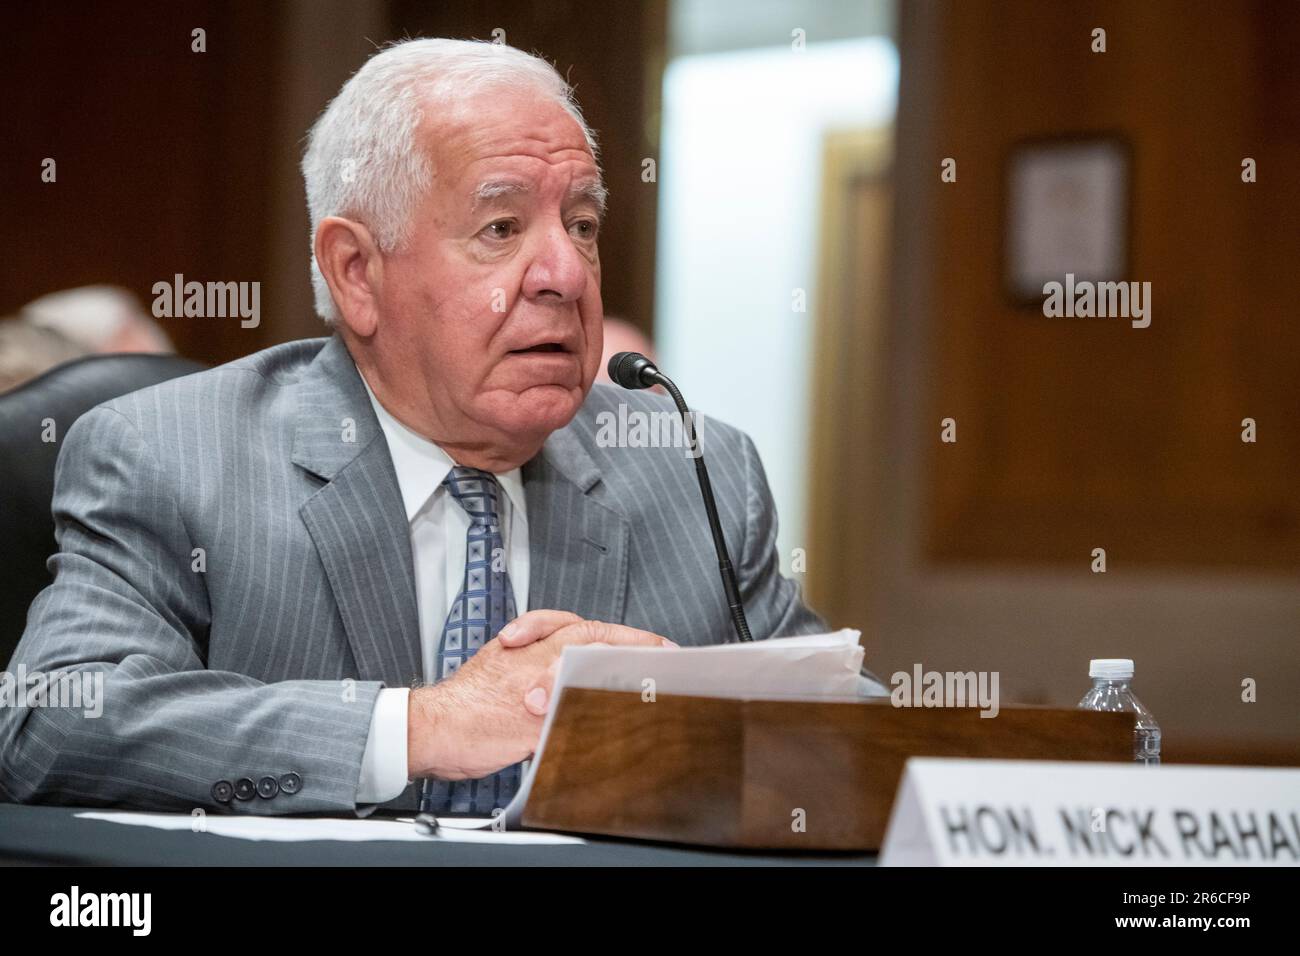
<box><xmin>1078</xmin><ymin>658</ymin><xmax>1161</xmax><ymax>765</ymax></box>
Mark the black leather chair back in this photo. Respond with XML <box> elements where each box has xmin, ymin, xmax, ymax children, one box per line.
<box><xmin>0</xmin><ymin>353</ymin><xmax>206</xmax><ymax>667</ymax></box>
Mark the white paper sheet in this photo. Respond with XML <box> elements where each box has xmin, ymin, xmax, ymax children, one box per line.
<box><xmin>74</xmin><ymin>811</ymin><xmax>585</xmax><ymax>845</ymax></box>
<box><xmin>557</xmin><ymin>629</ymin><xmax>865</xmax><ymax>700</ymax></box>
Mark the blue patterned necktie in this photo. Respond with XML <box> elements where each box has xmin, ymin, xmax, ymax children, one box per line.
<box><xmin>419</xmin><ymin>466</ymin><xmax>523</xmax><ymax>815</ymax></box>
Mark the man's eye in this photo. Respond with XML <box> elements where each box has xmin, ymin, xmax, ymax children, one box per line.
<box><xmin>483</xmin><ymin>220</ymin><xmax>517</xmax><ymax>240</ymax></box>
<box><xmin>570</xmin><ymin>219</ymin><xmax>598</xmax><ymax>241</ymax></box>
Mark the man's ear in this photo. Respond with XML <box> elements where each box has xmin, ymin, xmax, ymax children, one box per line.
<box><xmin>314</xmin><ymin>216</ymin><xmax>384</xmax><ymax>337</ymax></box>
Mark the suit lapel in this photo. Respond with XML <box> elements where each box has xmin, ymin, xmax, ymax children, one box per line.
<box><xmin>292</xmin><ymin>336</ymin><xmax>422</xmax><ymax>688</ymax></box>
<box><xmin>525</xmin><ymin>424</ymin><xmax>629</xmax><ymax>625</ymax></box>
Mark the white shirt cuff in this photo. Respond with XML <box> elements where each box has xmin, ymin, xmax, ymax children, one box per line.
<box><xmin>356</xmin><ymin>687</ymin><xmax>410</xmax><ymax>805</ymax></box>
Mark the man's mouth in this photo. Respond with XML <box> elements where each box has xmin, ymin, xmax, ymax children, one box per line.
<box><xmin>510</xmin><ymin>342</ymin><xmax>568</xmax><ymax>354</ymax></box>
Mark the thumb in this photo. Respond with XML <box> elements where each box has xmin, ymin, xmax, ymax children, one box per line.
<box><xmin>497</xmin><ymin>609</ymin><xmax>583</xmax><ymax>647</ymax></box>
<box><xmin>523</xmin><ymin>657</ymin><xmax>564</xmax><ymax>716</ymax></box>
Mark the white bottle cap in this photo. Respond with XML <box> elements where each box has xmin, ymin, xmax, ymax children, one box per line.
<box><xmin>1089</xmin><ymin>658</ymin><xmax>1134</xmax><ymax>680</ymax></box>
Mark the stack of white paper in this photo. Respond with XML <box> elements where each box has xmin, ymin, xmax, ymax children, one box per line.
<box><xmin>555</xmin><ymin>628</ymin><xmax>865</xmax><ymax>700</ymax></box>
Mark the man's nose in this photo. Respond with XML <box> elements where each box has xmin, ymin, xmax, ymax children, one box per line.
<box><xmin>520</xmin><ymin>224</ymin><xmax>589</xmax><ymax>303</ymax></box>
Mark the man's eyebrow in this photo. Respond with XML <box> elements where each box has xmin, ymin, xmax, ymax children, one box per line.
<box><xmin>471</xmin><ymin>180</ymin><xmax>531</xmax><ymax>210</ymax></box>
<box><xmin>469</xmin><ymin>178</ymin><xmax>608</xmax><ymax>218</ymax></box>
<box><xmin>570</xmin><ymin>180</ymin><xmax>608</xmax><ymax>218</ymax></box>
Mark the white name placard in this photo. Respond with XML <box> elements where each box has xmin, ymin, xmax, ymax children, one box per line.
<box><xmin>880</xmin><ymin>758</ymin><xmax>1300</xmax><ymax>866</ymax></box>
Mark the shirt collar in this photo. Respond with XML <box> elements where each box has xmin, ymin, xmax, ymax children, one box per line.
<box><xmin>357</xmin><ymin>371</ymin><xmax>526</xmax><ymax>526</ymax></box>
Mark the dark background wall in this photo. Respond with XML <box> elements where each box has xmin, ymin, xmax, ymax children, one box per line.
<box><xmin>921</xmin><ymin>0</ymin><xmax>1300</xmax><ymax>572</ymax></box>
<box><xmin>0</xmin><ymin>0</ymin><xmax>663</xmax><ymax>365</ymax></box>
<box><xmin>0</xmin><ymin>0</ymin><xmax>281</xmax><ymax>362</ymax></box>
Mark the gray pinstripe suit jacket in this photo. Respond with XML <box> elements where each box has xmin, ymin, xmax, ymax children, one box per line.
<box><xmin>0</xmin><ymin>334</ymin><xmax>834</xmax><ymax>814</ymax></box>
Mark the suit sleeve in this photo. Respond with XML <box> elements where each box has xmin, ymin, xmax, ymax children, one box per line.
<box><xmin>0</xmin><ymin>404</ymin><xmax>381</xmax><ymax>813</ymax></box>
<box><xmin>734</xmin><ymin>432</ymin><xmax>827</xmax><ymax>639</ymax></box>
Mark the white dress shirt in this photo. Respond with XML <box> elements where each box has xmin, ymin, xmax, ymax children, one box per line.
<box><xmin>354</xmin><ymin>374</ymin><xmax>529</xmax><ymax>804</ymax></box>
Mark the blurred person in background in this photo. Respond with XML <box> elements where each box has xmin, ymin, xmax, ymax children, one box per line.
<box><xmin>21</xmin><ymin>285</ymin><xmax>173</xmax><ymax>356</ymax></box>
<box><xmin>0</xmin><ymin>317</ymin><xmax>88</xmax><ymax>393</ymax></box>
<box><xmin>595</xmin><ymin>314</ymin><xmax>656</xmax><ymax>386</ymax></box>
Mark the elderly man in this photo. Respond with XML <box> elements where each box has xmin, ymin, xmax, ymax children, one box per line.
<box><xmin>0</xmin><ymin>39</ymin><xmax>839</xmax><ymax>817</ymax></box>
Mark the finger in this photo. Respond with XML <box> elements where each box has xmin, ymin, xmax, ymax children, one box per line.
<box><xmin>497</xmin><ymin>609</ymin><xmax>584</xmax><ymax>647</ymax></box>
<box><xmin>553</xmin><ymin>620</ymin><xmax>679</xmax><ymax>650</ymax></box>
<box><xmin>523</xmin><ymin>686</ymin><xmax>548</xmax><ymax>716</ymax></box>
<box><xmin>523</xmin><ymin>658</ymin><xmax>563</xmax><ymax>716</ymax></box>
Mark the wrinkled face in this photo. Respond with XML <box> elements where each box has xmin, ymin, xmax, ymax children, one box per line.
<box><xmin>374</xmin><ymin>89</ymin><xmax>604</xmax><ymax>452</ymax></box>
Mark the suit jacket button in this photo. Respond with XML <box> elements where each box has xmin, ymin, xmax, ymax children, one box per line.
<box><xmin>279</xmin><ymin>772</ymin><xmax>303</xmax><ymax>795</ymax></box>
<box><xmin>211</xmin><ymin>780</ymin><xmax>234</xmax><ymax>803</ymax></box>
<box><xmin>233</xmin><ymin>777</ymin><xmax>257</xmax><ymax>801</ymax></box>
<box><xmin>256</xmin><ymin>775</ymin><xmax>280</xmax><ymax>799</ymax></box>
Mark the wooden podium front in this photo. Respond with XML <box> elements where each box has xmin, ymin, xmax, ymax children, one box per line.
<box><xmin>522</xmin><ymin>689</ymin><xmax>1134</xmax><ymax>850</ymax></box>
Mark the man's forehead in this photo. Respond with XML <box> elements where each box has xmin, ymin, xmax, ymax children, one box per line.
<box><xmin>425</xmin><ymin>90</ymin><xmax>595</xmax><ymax>169</ymax></box>
<box><xmin>417</xmin><ymin>90</ymin><xmax>601</xmax><ymax>210</ymax></box>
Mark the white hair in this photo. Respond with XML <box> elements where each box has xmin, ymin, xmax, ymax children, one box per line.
<box><xmin>22</xmin><ymin>285</ymin><xmax>172</xmax><ymax>351</ymax></box>
<box><xmin>301</xmin><ymin>38</ymin><xmax>599</xmax><ymax>324</ymax></box>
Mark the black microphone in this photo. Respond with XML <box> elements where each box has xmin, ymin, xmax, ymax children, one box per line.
<box><xmin>606</xmin><ymin>351</ymin><xmax>753</xmax><ymax>643</ymax></box>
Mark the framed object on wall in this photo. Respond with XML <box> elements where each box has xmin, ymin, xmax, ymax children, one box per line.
<box><xmin>1004</xmin><ymin>136</ymin><xmax>1131</xmax><ymax>303</ymax></box>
